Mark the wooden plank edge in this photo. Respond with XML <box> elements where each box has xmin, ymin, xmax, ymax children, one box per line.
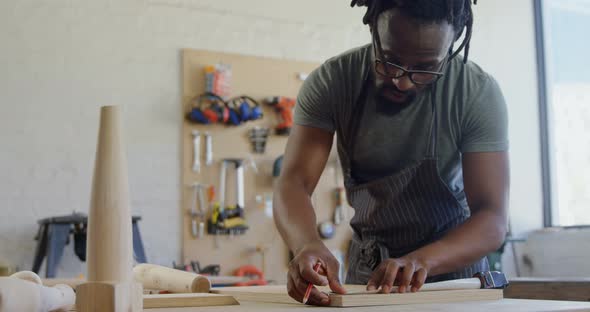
<box><xmin>504</xmin><ymin>281</ymin><xmax>590</xmax><ymax>302</ymax></box>
<box><xmin>211</xmin><ymin>289</ymin><xmax>297</xmax><ymax>304</ymax></box>
<box><xmin>330</xmin><ymin>289</ymin><xmax>503</xmax><ymax>307</ymax></box>
<box><xmin>143</xmin><ymin>293</ymin><xmax>239</xmax><ymax>309</ymax></box>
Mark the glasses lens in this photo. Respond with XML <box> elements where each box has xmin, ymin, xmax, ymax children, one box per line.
<box><xmin>411</xmin><ymin>72</ymin><xmax>439</xmax><ymax>84</ymax></box>
<box><xmin>375</xmin><ymin>61</ymin><xmax>404</xmax><ymax>78</ymax></box>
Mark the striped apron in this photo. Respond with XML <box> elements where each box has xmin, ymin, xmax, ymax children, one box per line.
<box><xmin>340</xmin><ymin>79</ymin><xmax>489</xmax><ymax>285</ymax></box>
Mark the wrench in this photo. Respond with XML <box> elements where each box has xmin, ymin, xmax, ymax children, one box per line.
<box><xmin>197</xmin><ymin>184</ymin><xmax>207</xmax><ymax>238</ymax></box>
<box><xmin>189</xmin><ymin>183</ymin><xmax>200</xmax><ymax>238</ymax></box>
<box><xmin>205</xmin><ymin>132</ymin><xmax>213</xmax><ymax>166</ymax></box>
<box><xmin>192</xmin><ymin>130</ymin><xmax>200</xmax><ymax>173</ymax></box>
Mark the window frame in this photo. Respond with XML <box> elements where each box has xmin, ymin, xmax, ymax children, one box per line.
<box><xmin>534</xmin><ymin>0</ymin><xmax>554</xmax><ymax>227</ymax></box>
<box><xmin>535</xmin><ymin>0</ymin><xmax>590</xmax><ymax>228</ymax></box>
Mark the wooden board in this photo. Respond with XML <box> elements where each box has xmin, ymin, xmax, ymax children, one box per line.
<box><xmin>209</xmin><ymin>276</ymin><xmax>250</xmax><ymax>286</ymax></box>
<box><xmin>211</xmin><ymin>285</ymin><xmax>296</xmax><ymax>304</ymax></box>
<box><xmin>330</xmin><ymin>289</ymin><xmax>503</xmax><ymax>307</ymax></box>
<box><xmin>504</xmin><ymin>278</ymin><xmax>590</xmax><ymax>302</ymax></box>
<box><xmin>65</xmin><ymin>299</ymin><xmax>590</xmax><ymax>312</ymax></box>
<box><xmin>143</xmin><ymin>293</ymin><xmax>239</xmax><ymax>309</ymax></box>
<box><xmin>181</xmin><ymin>49</ymin><xmax>354</xmax><ymax>284</ymax></box>
<box><xmin>142</xmin><ymin>276</ymin><xmax>250</xmax><ymax>293</ymax></box>
<box><xmin>212</xmin><ymin>285</ymin><xmax>504</xmax><ymax>307</ymax></box>
<box><xmin>69</xmin><ymin>299</ymin><xmax>590</xmax><ymax>312</ymax></box>
<box><xmin>139</xmin><ymin>299</ymin><xmax>590</xmax><ymax>312</ymax></box>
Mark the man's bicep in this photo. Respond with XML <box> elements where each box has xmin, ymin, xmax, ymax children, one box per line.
<box><xmin>462</xmin><ymin>151</ymin><xmax>509</xmax><ymax>216</ymax></box>
<box><xmin>460</xmin><ymin>76</ymin><xmax>509</xmax><ymax>153</ymax></box>
<box><xmin>281</xmin><ymin>125</ymin><xmax>334</xmax><ymax>194</ymax></box>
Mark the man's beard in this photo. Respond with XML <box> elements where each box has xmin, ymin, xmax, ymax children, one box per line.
<box><xmin>376</xmin><ymin>84</ymin><xmax>417</xmax><ymax>106</ymax></box>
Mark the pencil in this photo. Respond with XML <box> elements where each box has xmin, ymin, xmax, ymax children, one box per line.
<box><xmin>302</xmin><ymin>262</ymin><xmax>322</xmax><ymax>304</ymax></box>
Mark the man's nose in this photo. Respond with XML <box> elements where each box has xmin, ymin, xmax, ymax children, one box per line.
<box><xmin>392</xmin><ymin>75</ymin><xmax>414</xmax><ymax>92</ymax></box>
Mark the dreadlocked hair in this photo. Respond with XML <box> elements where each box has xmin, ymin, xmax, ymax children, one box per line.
<box><xmin>350</xmin><ymin>0</ymin><xmax>477</xmax><ymax>63</ymax></box>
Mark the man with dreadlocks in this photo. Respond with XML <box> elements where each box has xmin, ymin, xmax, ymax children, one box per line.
<box><xmin>273</xmin><ymin>0</ymin><xmax>509</xmax><ymax>306</ymax></box>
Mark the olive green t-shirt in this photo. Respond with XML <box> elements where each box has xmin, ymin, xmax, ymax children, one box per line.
<box><xmin>294</xmin><ymin>44</ymin><xmax>508</xmax><ymax>208</ymax></box>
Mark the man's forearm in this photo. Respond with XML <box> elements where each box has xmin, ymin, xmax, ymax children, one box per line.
<box><xmin>273</xmin><ymin>177</ymin><xmax>322</xmax><ymax>253</ymax></box>
<box><xmin>410</xmin><ymin>207</ymin><xmax>507</xmax><ymax>276</ymax></box>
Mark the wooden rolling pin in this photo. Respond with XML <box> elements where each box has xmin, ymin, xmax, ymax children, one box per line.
<box><xmin>0</xmin><ymin>272</ymin><xmax>75</xmax><ymax>312</ymax></box>
<box><xmin>10</xmin><ymin>270</ymin><xmax>43</xmax><ymax>285</ymax></box>
<box><xmin>133</xmin><ymin>264</ymin><xmax>211</xmax><ymax>293</ymax></box>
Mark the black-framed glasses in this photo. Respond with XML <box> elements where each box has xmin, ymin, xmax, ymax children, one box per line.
<box><xmin>372</xmin><ymin>27</ymin><xmax>448</xmax><ymax>86</ymax></box>
<box><xmin>374</xmin><ymin>59</ymin><xmax>446</xmax><ymax>85</ymax></box>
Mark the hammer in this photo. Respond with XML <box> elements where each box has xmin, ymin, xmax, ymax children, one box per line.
<box><xmin>348</xmin><ymin>271</ymin><xmax>509</xmax><ymax>294</ymax></box>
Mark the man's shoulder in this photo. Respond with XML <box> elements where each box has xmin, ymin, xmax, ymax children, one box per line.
<box><xmin>294</xmin><ymin>45</ymin><xmax>372</xmax><ymax>132</ymax></box>
<box><xmin>327</xmin><ymin>43</ymin><xmax>372</xmax><ymax>62</ymax></box>
<box><xmin>448</xmin><ymin>56</ymin><xmax>493</xmax><ymax>83</ymax></box>
<box><xmin>303</xmin><ymin>44</ymin><xmax>372</xmax><ymax>106</ymax></box>
<box><xmin>322</xmin><ymin>44</ymin><xmax>372</xmax><ymax>73</ymax></box>
<box><xmin>444</xmin><ymin>56</ymin><xmax>502</xmax><ymax>102</ymax></box>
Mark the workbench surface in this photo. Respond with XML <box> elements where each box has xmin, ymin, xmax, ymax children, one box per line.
<box><xmin>143</xmin><ymin>299</ymin><xmax>590</xmax><ymax>311</ymax></box>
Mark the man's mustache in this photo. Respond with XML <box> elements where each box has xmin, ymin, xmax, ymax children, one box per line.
<box><xmin>378</xmin><ymin>84</ymin><xmax>413</xmax><ymax>96</ymax></box>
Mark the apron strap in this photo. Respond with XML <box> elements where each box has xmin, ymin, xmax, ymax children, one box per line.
<box><xmin>425</xmin><ymin>84</ymin><xmax>439</xmax><ymax>158</ymax></box>
<box><xmin>337</xmin><ymin>65</ymin><xmax>371</xmax><ymax>186</ymax></box>
<box><xmin>344</xmin><ymin>80</ymin><xmax>370</xmax><ymax>159</ymax></box>
<box><xmin>343</xmin><ymin>81</ymin><xmax>440</xmax><ymax>181</ymax></box>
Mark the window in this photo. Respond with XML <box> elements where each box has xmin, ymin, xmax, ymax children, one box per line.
<box><xmin>536</xmin><ymin>0</ymin><xmax>590</xmax><ymax>226</ymax></box>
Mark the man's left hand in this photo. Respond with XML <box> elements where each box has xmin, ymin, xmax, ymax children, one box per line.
<box><xmin>366</xmin><ymin>256</ymin><xmax>429</xmax><ymax>294</ymax></box>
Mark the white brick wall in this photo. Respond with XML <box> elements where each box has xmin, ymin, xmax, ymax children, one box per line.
<box><xmin>0</xmin><ymin>0</ymin><xmax>543</xmax><ymax>278</ymax></box>
<box><xmin>0</xmin><ymin>0</ymin><xmax>368</xmax><ymax>277</ymax></box>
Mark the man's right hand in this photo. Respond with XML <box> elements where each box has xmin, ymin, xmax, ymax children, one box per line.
<box><xmin>287</xmin><ymin>240</ymin><xmax>347</xmax><ymax>306</ymax></box>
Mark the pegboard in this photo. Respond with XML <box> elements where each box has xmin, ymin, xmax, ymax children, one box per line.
<box><xmin>181</xmin><ymin>49</ymin><xmax>353</xmax><ymax>284</ymax></box>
